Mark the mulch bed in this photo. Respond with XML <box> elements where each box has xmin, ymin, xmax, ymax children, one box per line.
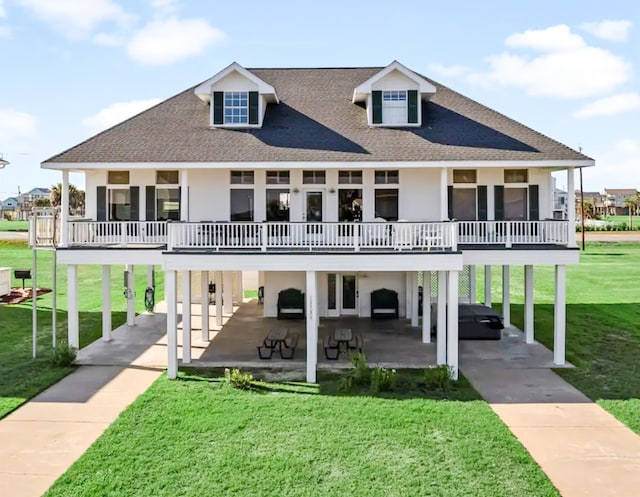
<box><xmin>0</xmin><ymin>287</ymin><xmax>52</xmax><ymax>305</ymax></box>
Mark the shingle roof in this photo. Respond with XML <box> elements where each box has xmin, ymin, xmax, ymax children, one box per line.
<box><xmin>604</xmin><ymin>189</ymin><xmax>637</xmax><ymax>194</ymax></box>
<box><xmin>45</xmin><ymin>67</ymin><xmax>591</xmax><ymax>164</ymax></box>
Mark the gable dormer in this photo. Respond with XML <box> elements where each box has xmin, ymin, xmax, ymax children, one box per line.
<box><xmin>195</xmin><ymin>62</ymin><xmax>279</xmax><ymax>128</ymax></box>
<box><xmin>352</xmin><ymin>61</ymin><xmax>436</xmax><ymax>127</ymax></box>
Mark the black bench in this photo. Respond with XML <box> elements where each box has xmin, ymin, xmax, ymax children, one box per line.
<box><xmin>14</xmin><ymin>269</ymin><xmax>32</xmax><ymax>289</ymax></box>
<box><xmin>370</xmin><ymin>288</ymin><xmax>399</xmax><ymax>319</ymax></box>
<box><xmin>277</xmin><ymin>288</ymin><xmax>305</xmax><ymax>319</ymax></box>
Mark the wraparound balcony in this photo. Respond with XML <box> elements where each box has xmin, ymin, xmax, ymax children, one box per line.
<box><xmin>29</xmin><ymin>219</ymin><xmax>572</xmax><ymax>252</ymax></box>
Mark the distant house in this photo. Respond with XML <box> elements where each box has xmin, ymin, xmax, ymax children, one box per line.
<box><xmin>576</xmin><ymin>191</ymin><xmax>607</xmax><ymax>218</ymax></box>
<box><xmin>15</xmin><ymin>187</ymin><xmax>51</xmax><ymax>219</ymax></box>
<box><xmin>603</xmin><ymin>188</ymin><xmax>638</xmax><ymax>215</ymax></box>
<box><xmin>2</xmin><ymin>197</ymin><xmax>18</xmax><ymax>210</ymax></box>
<box><xmin>552</xmin><ymin>178</ymin><xmax>567</xmax><ymax>219</ymax></box>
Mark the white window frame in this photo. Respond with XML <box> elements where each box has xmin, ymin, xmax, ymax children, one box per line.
<box><xmin>382</xmin><ymin>90</ymin><xmax>407</xmax><ymax>125</ymax></box>
<box><xmin>224</xmin><ymin>91</ymin><xmax>249</xmax><ymax>125</ymax></box>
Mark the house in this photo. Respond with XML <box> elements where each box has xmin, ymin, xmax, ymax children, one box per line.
<box><xmin>2</xmin><ymin>197</ymin><xmax>18</xmax><ymax>211</ymax></box>
<box><xmin>15</xmin><ymin>187</ymin><xmax>52</xmax><ymax>220</ymax></box>
<box><xmin>31</xmin><ymin>61</ymin><xmax>593</xmax><ymax>382</ymax></box>
<box><xmin>602</xmin><ymin>188</ymin><xmax>638</xmax><ymax>215</ymax></box>
<box><xmin>552</xmin><ymin>178</ymin><xmax>567</xmax><ymax>220</ymax></box>
<box><xmin>576</xmin><ymin>191</ymin><xmax>606</xmax><ymax>218</ymax></box>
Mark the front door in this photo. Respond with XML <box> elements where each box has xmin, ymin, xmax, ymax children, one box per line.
<box><xmin>341</xmin><ymin>274</ymin><xmax>358</xmax><ymax>315</ymax></box>
<box><xmin>305</xmin><ymin>190</ymin><xmax>323</xmax><ymax>223</ymax></box>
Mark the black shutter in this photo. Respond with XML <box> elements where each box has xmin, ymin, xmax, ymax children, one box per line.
<box><xmin>447</xmin><ymin>186</ymin><xmax>453</xmax><ymax>220</ymax></box>
<box><xmin>145</xmin><ymin>186</ymin><xmax>156</xmax><ymax>221</ymax></box>
<box><xmin>407</xmin><ymin>90</ymin><xmax>418</xmax><ymax>123</ymax></box>
<box><xmin>494</xmin><ymin>186</ymin><xmax>504</xmax><ymax>221</ymax></box>
<box><xmin>97</xmin><ymin>186</ymin><xmax>106</xmax><ymax>221</ymax></box>
<box><xmin>248</xmin><ymin>91</ymin><xmax>259</xmax><ymax>124</ymax></box>
<box><xmin>130</xmin><ymin>186</ymin><xmax>140</xmax><ymax>221</ymax></box>
<box><xmin>372</xmin><ymin>91</ymin><xmax>382</xmax><ymax>124</ymax></box>
<box><xmin>477</xmin><ymin>186</ymin><xmax>487</xmax><ymax>221</ymax></box>
<box><xmin>529</xmin><ymin>185</ymin><xmax>539</xmax><ymax>220</ymax></box>
<box><xmin>178</xmin><ymin>186</ymin><xmax>182</xmax><ymax>220</ymax></box>
<box><xmin>213</xmin><ymin>91</ymin><xmax>224</xmax><ymax>124</ymax></box>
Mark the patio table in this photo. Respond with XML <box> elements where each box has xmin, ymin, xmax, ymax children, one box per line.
<box><xmin>258</xmin><ymin>328</ymin><xmax>298</xmax><ymax>359</ymax></box>
<box><xmin>332</xmin><ymin>328</ymin><xmax>353</xmax><ymax>352</ymax></box>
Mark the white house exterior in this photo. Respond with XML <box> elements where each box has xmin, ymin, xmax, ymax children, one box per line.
<box><xmin>31</xmin><ymin>61</ymin><xmax>593</xmax><ymax>382</ymax></box>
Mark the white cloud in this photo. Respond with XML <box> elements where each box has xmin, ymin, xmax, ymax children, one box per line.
<box><xmin>0</xmin><ymin>0</ymin><xmax>5</xmax><ymax>17</ymax></box>
<box><xmin>92</xmin><ymin>32</ymin><xmax>124</xmax><ymax>46</ymax></box>
<box><xmin>150</xmin><ymin>0</ymin><xmax>178</xmax><ymax>15</ymax></box>
<box><xmin>82</xmin><ymin>99</ymin><xmax>162</xmax><ymax>132</ymax></box>
<box><xmin>427</xmin><ymin>63</ymin><xmax>469</xmax><ymax>78</ymax></box>
<box><xmin>574</xmin><ymin>93</ymin><xmax>640</xmax><ymax>118</ymax></box>
<box><xmin>126</xmin><ymin>17</ymin><xmax>225</xmax><ymax>65</ymax></box>
<box><xmin>0</xmin><ymin>25</ymin><xmax>10</xmax><ymax>38</ymax></box>
<box><xmin>16</xmin><ymin>0</ymin><xmax>134</xmax><ymax>38</ymax></box>
<box><xmin>468</xmin><ymin>25</ymin><xmax>631</xmax><ymax>99</ymax></box>
<box><xmin>586</xmin><ymin>139</ymin><xmax>640</xmax><ymax>190</ymax></box>
<box><xmin>0</xmin><ymin>109</ymin><xmax>37</xmax><ymax>141</ymax></box>
<box><xmin>581</xmin><ymin>20</ymin><xmax>633</xmax><ymax>42</ymax></box>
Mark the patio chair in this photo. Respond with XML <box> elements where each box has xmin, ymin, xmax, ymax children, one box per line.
<box><xmin>323</xmin><ymin>335</ymin><xmax>340</xmax><ymax>360</ymax></box>
<box><xmin>370</xmin><ymin>288</ymin><xmax>399</xmax><ymax>319</ymax></box>
<box><xmin>277</xmin><ymin>288</ymin><xmax>305</xmax><ymax>319</ymax></box>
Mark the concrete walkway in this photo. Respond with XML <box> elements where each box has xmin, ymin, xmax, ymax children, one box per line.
<box><xmin>461</xmin><ymin>333</ymin><xmax>640</xmax><ymax>497</ymax></box>
<box><xmin>0</xmin><ymin>312</ymin><xmax>165</xmax><ymax>497</ymax></box>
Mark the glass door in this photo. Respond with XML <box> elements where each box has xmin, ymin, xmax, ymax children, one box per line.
<box><xmin>305</xmin><ymin>190</ymin><xmax>324</xmax><ymax>238</ymax></box>
<box><xmin>341</xmin><ymin>274</ymin><xmax>358</xmax><ymax>315</ymax></box>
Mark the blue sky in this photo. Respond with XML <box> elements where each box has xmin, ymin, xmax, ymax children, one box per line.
<box><xmin>1</xmin><ymin>0</ymin><xmax>639</xmax><ymax>198</ymax></box>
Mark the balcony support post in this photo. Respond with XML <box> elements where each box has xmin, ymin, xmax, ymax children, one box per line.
<box><xmin>411</xmin><ymin>271</ymin><xmax>419</xmax><ymax>327</ymax></box>
<box><xmin>126</xmin><ymin>264</ymin><xmax>135</xmax><ymax>326</ymax></box>
<box><xmin>468</xmin><ymin>265</ymin><xmax>476</xmax><ymax>303</ymax></box>
<box><xmin>436</xmin><ymin>270</ymin><xmax>447</xmax><ymax>365</ymax></box>
<box><xmin>182</xmin><ymin>270</ymin><xmax>191</xmax><ymax>363</ymax></box>
<box><xmin>484</xmin><ymin>265</ymin><xmax>492</xmax><ymax>306</ymax></box>
<box><xmin>502</xmin><ymin>265</ymin><xmax>510</xmax><ymax>328</ymax></box>
<box><xmin>215</xmin><ymin>271</ymin><xmax>223</xmax><ymax>326</ymax></box>
<box><xmin>166</xmin><ymin>269</ymin><xmax>178</xmax><ymax>379</ymax></box>
<box><xmin>102</xmin><ymin>265</ymin><xmax>111</xmax><ymax>341</ymax></box>
<box><xmin>567</xmin><ymin>167</ymin><xmax>577</xmax><ymax>247</ymax></box>
<box><xmin>554</xmin><ymin>265</ymin><xmax>567</xmax><ymax>365</ymax></box>
<box><xmin>305</xmin><ymin>270</ymin><xmax>318</xmax><ymax>383</ymax></box>
<box><xmin>67</xmin><ymin>264</ymin><xmax>79</xmax><ymax>350</ymax></box>
<box><xmin>422</xmin><ymin>271</ymin><xmax>431</xmax><ymax>343</ymax></box>
<box><xmin>223</xmin><ymin>271</ymin><xmax>233</xmax><ymax>315</ymax></box>
<box><xmin>524</xmin><ymin>264</ymin><xmax>534</xmax><ymax>344</ymax></box>
<box><xmin>60</xmin><ymin>170</ymin><xmax>69</xmax><ymax>247</ymax></box>
<box><xmin>446</xmin><ymin>270</ymin><xmax>459</xmax><ymax>380</ymax></box>
<box><xmin>201</xmin><ymin>271</ymin><xmax>209</xmax><ymax>341</ymax></box>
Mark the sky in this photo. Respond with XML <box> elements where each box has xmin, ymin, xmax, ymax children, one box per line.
<box><xmin>1</xmin><ymin>0</ymin><xmax>639</xmax><ymax>198</ymax></box>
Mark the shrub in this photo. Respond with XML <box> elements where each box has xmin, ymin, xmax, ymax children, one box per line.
<box><xmin>370</xmin><ymin>366</ymin><xmax>397</xmax><ymax>392</ymax></box>
<box><xmin>224</xmin><ymin>368</ymin><xmax>253</xmax><ymax>390</ymax></box>
<box><xmin>50</xmin><ymin>343</ymin><xmax>77</xmax><ymax>367</ymax></box>
<box><xmin>338</xmin><ymin>352</ymin><xmax>370</xmax><ymax>392</ymax></box>
<box><xmin>423</xmin><ymin>365</ymin><xmax>454</xmax><ymax>391</ymax></box>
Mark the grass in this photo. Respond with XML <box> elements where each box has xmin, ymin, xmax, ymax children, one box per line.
<box><xmin>0</xmin><ymin>219</ymin><xmax>29</xmax><ymax>231</ymax></box>
<box><xmin>0</xmin><ymin>240</ymin><xmax>164</xmax><ymax>418</ymax></box>
<box><xmin>42</xmin><ymin>371</ymin><xmax>559</xmax><ymax>497</ymax></box>
<box><xmin>477</xmin><ymin>242</ymin><xmax>640</xmax><ymax>432</ymax></box>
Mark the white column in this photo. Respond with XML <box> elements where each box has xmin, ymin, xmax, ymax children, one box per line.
<box><xmin>51</xmin><ymin>250</ymin><xmax>57</xmax><ymax>348</ymax></box>
<box><xmin>554</xmin><ymin>265</ymin><xmax>566</xmax><ymax>366</ymax></box>
<box><xmin>102</xmin><ymin>265</ymin><xmax>111</xmax><ymax>341</ymax></box>
<box><xmin>182</xmin><ymin>271</ymin><xmax>191</xmax><ymax>363</ymax></box>
<box><xmin>404</xmin><ymin>271</ymin><xmax>411</xmax><ymax>319</ymax></box>
<box><xmin>440</xmin><ymin>167</ymin><xmax>449</xmax><ymax>220</ymax></box>
<box><xmin>306</xmin><ymin>270</ymin><xmax>318</xmax><ymax>383</ymax></box>
<box><xmin>567</xmin><ymin>167</ymin><xmax>576</xmax><ymax>247</ymax></box>
<box><xmin>411</xmin><ymin>272</ymin><xmax>419</xmax><ymax>327</ymax></box>
<box><xmin>201</xmin><ymin>270</ymin><xmax>209</xmax><ymax>341</ymax></box>
<box><xmin>436</xmin><ymin>270</ymin><xmax>447</xmax><ymax>365</ymax></box>
<box><xmin>524</xmin><ymin>265</ymin><xmax>534</xmax><ymax>344</ymax></box>
<box><xmin>422</xmin><ymin>271</ymin><xmax>431</xmax><ymax>343</ymax></box>
<box><xmin>502</xmin><ymin>265</ymin><xmax>510</xmax><ymax>328</ymax></box>
<box><xmin>67</xmin><ymin>264</ymin><xmax>79</xmax><ymax>350</ymax></box>
<box><xmin>446</xmin><ymin>270</ymin><xmax>459</xmax><ymax>380</ymax></box>
<box><xmin>223</xmin><ymin>271</ymin><xmax>233</xmax><ymax>315</ymax></box>
<box><xmin>166</xmin><ymin>270</ymin><xmax>178</xmax><ymax>379</ymax></box>
<box><xmin>238</xmin><ymin>271</ymin><xmax>244</xmax><ymax>302</ymax></box>
<box><xmin>126</xmin><ymin>264</ymin><xmax>135</xmax><ymax>326</ymax></box>
<box><xmin>484</xmin><ymin>265</ymin><xmax>492</xmax><ymax>306</ymax></box>
<box><xmin>60</xmin><ymin>170</ymin><xmax>69</xmax><ymax>247</ymax></box>
<box><xmin>468</xmin><ymin>265</ymin><xmax>476</xmax><ymax>304</ymax></box>
<box><xmin>32</xmin><ymin>249</ymin><xmax>37</xmax><ymax>358</ymax></box>
<box><xmin>180</xmin><ymin>169</ymin><xmax>189</xmax><ymax>221</ymax></box>
<box><xmin>215</xmin><ymin>271</ymin><xmax>223</xmax><ymax>326</ymax></box>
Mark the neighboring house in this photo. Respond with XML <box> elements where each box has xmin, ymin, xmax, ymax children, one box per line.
<box><xmin>15</xmin><ymin>187</ymin><xmax>52</xmax><ymax>220</ymax></box>
<box><xmin>2</xmin><ymin>197</ymin><xmax>18</xmax><ymax>210</ymax></box>
<box><xmin>576</xmin><ymin>191</ymin><xmax>606</xmax><ymax>218</ymax></box>
<box><xmin>602</xmin><ymin>188</ymin><xmax>638</xmax><ymax>215</ymax></box>
<box><xmin>552</xmin><ymin>178</ymin><xmax>567</xmax><ymax>220</ymax></box>
<box><xmin>31</xmin><ymin>61</ymin><xmax>593</xmax><ymax>382</ymax></box>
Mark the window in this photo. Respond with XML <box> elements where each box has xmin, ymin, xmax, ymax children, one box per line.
<box><xmin>266</xmin><ymin>171</ymin><xmax>290</xmax><ymax>184</ymax></box>
<box><xmin>453</xmin><ymin>169</ymin><xmax>477</xmax><ymax>184</ymax></box>
<box><xmin>374</xmin><ymin>170</ymin><xmax>399</xmax><ymax>184</ymax></box>
<box><xmin>338</xmin><ymin>170</ymin><xmax>362</xmax><ymax>184</ymax></box>
<box><xmin>266</xmin><ymin>189</ymin><xmax>290</xmax><ymax>221</ymax></box>
<box><xmin>230</xmin><ymin>170</ymin><xmax>254</xmax><ymax>185</ymax></box>
<box><xmin>327</xmin><ymin>274</ymin><xmax>337</xmax><ymax>310</ymax></box>
<box><xmin>504</xmin><ymin>188</ymin><xmax>528</xmax><ymax>221</ymax></box>
<box><xmin>382</xmin><ymin>90</ymin><xmax>407</xmax><ymax>124</ymax></box>
<box><xmin>338</xmin><ymin>189</ymin><xmax>362</xmax><ymax>222</ymax></box>
<box><xmin>452</xmin><ymin>188</ymin><xmax>477</xmax><ymax>220</ymax></box>
<box><xmin>156</xmin><ymin>170</ymin><xmax>179</xmax><ymax>185</ymax></box>
<box><xmin>504</xmin><ymin>169</ymin><xmax>528</xmax><ymax>183</ymax></box>
<box><xmin>303</xmin><ymin>170</ymin><xmax>326</xmax><ymax>184</ymax></box>
<box><xmin>224</xmin><ymin>91</ymin><xmax>248</xmax><ymax>124</ymax></box>
<box><xmin>230</xmin><ymin>189</ymin><xmax>254</xmax><ymax>221</ymax></box>
<box><xmin>108</xmin><ymin>171</ymin><xmax>129</xmax><ymax>184</ymax></box>
<box><xmin>156</xmin><ymin>188</ymin><xmax>180</xmax><ymax>221</ymax></box>
<box><xmin>374</xmin><ymin>189</ymin><xmax>398</xmax><ymax>221</ymax></box>
<box><xmin>109</xmin><ymin>189</ymin><xmax>130</xmax><ymax>220</ymax></box>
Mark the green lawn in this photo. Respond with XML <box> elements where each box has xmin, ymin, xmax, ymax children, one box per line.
<box><xmin>43</xmin><ymin>372</ymin><xmax>559</xmax><ymax>497</ymax></box>
<box><xmin>0</xmin><ymin>240</ymin><xmax>164</xmax><ymax>418</ymax></box>
<box><xmin>0</xmin><ymin>219</ymin><xmax>29</xmax><ymax>231</ymax></box>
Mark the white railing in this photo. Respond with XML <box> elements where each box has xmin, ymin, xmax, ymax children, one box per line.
<box><xmin>457</xmin><ymin>220</ymin><xmax>569</xmax><ymax>247</ymax></box>
<box><xmin>168</xmin><ymin>221</ymin><xmax>457</xmax><ymax>252</ymax></box>
<box><xmin>68</xmin><ymin>221</ymin><xmax>168</xmax><ymax>246</ymax></box>
<box><xmin>29</xmin><ymin>215</ymin><xmax>59</xmax><ymax>248</ymax></box>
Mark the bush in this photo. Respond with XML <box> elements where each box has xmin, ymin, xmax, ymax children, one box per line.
<box><xmin>423</xmin><ymin>365</ymin><xmax>454</xmax><ymax>391</ymax></box>
<box><xmin>50</xmin><ymin>343</ymin><xmax>77</xmax><ymax>367</ymax></box>
<box><xmin>338</xmin><ymin>352</ymin><xmax>370</xmax><ymax>392</ymax></box>
<box><xmin>370</xmin><ymin>366</ymin><xmax>397</xmax><ymax>392</ymax></box>
<box><xmin>224</xmin><ymin>368</ymin><xmax>253</xmax><ymax>390</ymax></box>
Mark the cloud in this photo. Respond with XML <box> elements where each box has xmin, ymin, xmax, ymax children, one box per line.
<box><xmin>0</xmin><ymin>0</ymin><xmax>5</xmax><ymax>17</ymax></box>
<box><xmin>82</xmin><ymin>99</ymin><xmax>162</xmax><ymax>132</ymax></box>
<box><xmin>581</xmin><ymin>20</ymin><xmax>633</xmax><ymax>42</ymax></box>
<box><xmin>574</xmin><ymin>93</ymin><xmax>640</xmax><ymax>118</ymax></box>
<box><xmin>468</xmin><ymin>25</ymin><xmax>631</xmax><ymax>99</ymax></box>
<box><xmin>427</xmin><ymin>63</ymin><xmax>469</xmax><ymax>78</ymax></box>
<box><xmin>16</xmin><ymin>0</ymin><xmax>134</xmax><ymax>38</ymax></box>
<box><xmin>0</xmin><ymin>109</ymin><xmax>37</xmax><ymax>141</ymax></box>
<box><xmin>126</xmin><ymin>17</ymin><xmax>225</xmax><ymax>65</ymax></box>
<box><xmin>0</xmin><ymin>26</ymin><xmax>9</xmax><ymax>38</ymax></box>
<box><xmin>92</xmin><ymin>32</ymin><xmax>125</xmax><ymax>46</ymax></box>
<box><xmin>150</xmin><ymin>0</ymin><xmax>178</xmax><ymax>15</ymax></box>
<box><xmin>586</xmin><ymin>139</ymin><xmax>640</xmax><ymax>191</ymax></box>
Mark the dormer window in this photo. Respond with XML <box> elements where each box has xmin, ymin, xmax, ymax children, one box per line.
<box><xmin>382</xmin><ymin>91</ymin><xmax>407</xmax><ymax>124</ymax></box>
<box><xmin>224</xmin><ymin>92</ymin><xmax>249</xmax><ymax>124</ymax></box>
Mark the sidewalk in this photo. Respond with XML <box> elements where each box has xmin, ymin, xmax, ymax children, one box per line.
<box><xmin>461</xmin><ymin>335</ymin><xmax>640</xmax><ymax>497</ymax></box>
<box><xmin>0</xmin><ymin>312</ymin><xmax>166</xmax><ymax>497</ymax></box>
